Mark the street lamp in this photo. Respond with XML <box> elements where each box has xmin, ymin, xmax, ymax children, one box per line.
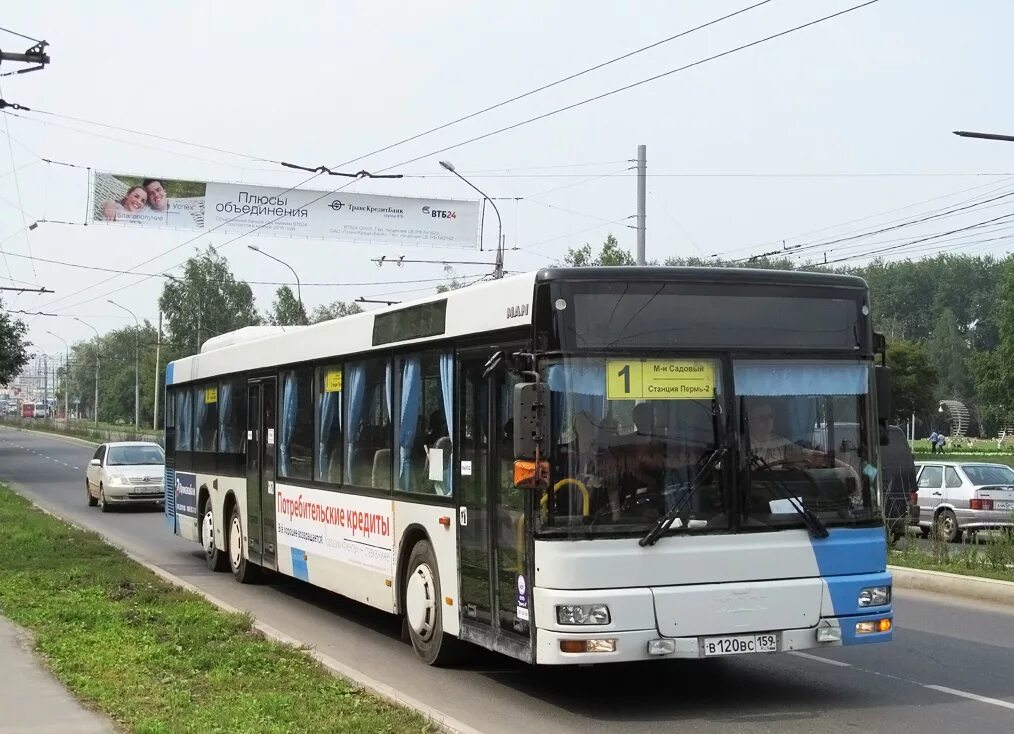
<box><xmin>953</xmin><ymin>130</ymin><xmax>1014</xmax><ymax>143</ymax></box>
<box><xmin>74</xmin><ymin>317</ymin><xmax>100</xmax><ymax>425</ymax></box>
<box><xmin>439</xmin><ymin>160</ymin><xmax>504</xmax><ymax>279</ymax></box>
<box><xmin>108</xmin><ymin>300</ymin><xmax>140</xmax><ymax>429</ymax></box>
<box><xmin>46</xmin><ymin>331</ymin><xmax>69</xmax><ymax>422</ymax></box>
<box><xmin>247</xmin><ymin>244</ymin><xmax>306</xmax><ymax>324</ymax></box>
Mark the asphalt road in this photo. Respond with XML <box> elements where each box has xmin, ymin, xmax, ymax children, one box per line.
<box><xmin>3</xmin><ymin>425</ymin><xmax>1014</xmax><ymax>734</ymax></box>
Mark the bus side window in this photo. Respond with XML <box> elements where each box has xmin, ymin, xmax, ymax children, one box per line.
<box><xmin>345</xmin><ymin>358</ymin><xmax>392</xmax><ymax>490</ymax></box>
<box><xmin>395</xmin><ymin>352</ymin><xmax>453</xmax><ymax>496</ymax></box>
<box><xmin>279</xmin><ymin>367</ymin><xmax>314</xmax><ymax>481</ymax></box>
<box><xmin>316</xmin><ymin>365</ymin><xmax>343</xmax><ymax>484</ymax></box>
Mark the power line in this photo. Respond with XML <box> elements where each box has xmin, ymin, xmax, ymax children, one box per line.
<box><xmin>0</xmin><ymin>26</ymin><xmax>43</xmax><ymax>43</ymax></box>
<box><xmin>328</xmin><ymin>0</ymin><xmax>775</xmax><ymax>170</ymax></box>
<box><xmin>377</xmin><ymin>1</ymin><xmax>883</xmax><ymax>174</ymax></box>
<box><xmin>0</xmin><ymin>82</ymin><xmax>35</xmax><ymax>282</ymax></box>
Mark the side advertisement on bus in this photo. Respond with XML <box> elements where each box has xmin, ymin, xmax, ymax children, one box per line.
<box><xmin>275</xmin><ymin>486</ymin><xmax>393</xmax><ymax>573</ymax></box>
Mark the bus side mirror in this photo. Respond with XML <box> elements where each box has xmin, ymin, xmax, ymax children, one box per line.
<box><xmin>875</xmin><ymin>365</ymin><xmax>892</xmax><ymax>446</ymax></box>
<box><xmin>513</xmin><ymin>382</ymin><xmax>550</xmax><ymax>461</ymax></box>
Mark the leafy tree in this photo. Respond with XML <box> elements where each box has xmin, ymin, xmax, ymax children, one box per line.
<box><xmin>158</xmin><ymin>247</ymin><xmax>260</xmax><ymax>356</ymax></box>
<box><xmin>972</xmin><ymin>259</ymin><xmax>1014</xmax><ymax>431</ymax></box>
<box><xmin>269</xmin><ymin>285</ymin><xmax>307</xmax><ymax>326</ymax></box>
<box><xmin>0</xmin><ymin>301</ymin><xmax>30</xmax><ymax>386</ymax></box>
<box><xmin>436</xmin><ymin>265</ymin><xmax>469</xmax><ymax>293</ymax></box>
<box><xmin>885</xmin><ymin>340</ymin><xmax>938</xmax><ymax>424</ymax></box>
<box><xmin>309</xmin><ymin>300</ymin><xmax>363</xmax><ymax>324</ymax></box>
<box><xmin>564</xmin><ymin>234</ymin><xmax>635</xmax><ymax>266</ymax></box>
<box><xmin>926</xmin><ymin>308</ymin><xmax>973</xmax><ymax>405</ymax></box>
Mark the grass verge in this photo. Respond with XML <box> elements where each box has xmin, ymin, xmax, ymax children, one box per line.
<box><xmin>0</xmin><ymin>418</ymin><xmax>162</xmax><ymax>446</ymax></box>
<box><xmin>889</xmin><ymin>533</ymin><xmax>1014</xmax><ymax>584</ymax></box>
<box><xmin>0</xmin><ymin>485</ymin><xmax>431</xmax><ymax>734</ymax></box>
<box><xmin>911</xmin><ymin>452</ymin><xmax>1014</xmax><ymax>468</ymax></box>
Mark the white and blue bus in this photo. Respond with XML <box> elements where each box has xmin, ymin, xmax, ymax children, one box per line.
<box><xmin>164</xmin><ymin>267</ymin><xmax>893</xmax><ymax>665</ymax></box>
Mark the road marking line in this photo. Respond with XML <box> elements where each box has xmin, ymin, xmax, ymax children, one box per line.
<box><xmin>73</xmin><ymin>467</ymin><xmax>80</xmax><ymax>471</ymax></box>
<box><xmin>788</xmin><ymin>651</ymin><xmax>852</xmax><ymax>668</ymax></box>
<box><xmin>925</xmin><ymin>685</ymin><xmax>1014</xmax><ymax>711</ymax></box>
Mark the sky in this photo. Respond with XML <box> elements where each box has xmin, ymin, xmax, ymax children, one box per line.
<box><xmin>2</xmin><ymin>0</ymin><xmax>1013</xmax><ymax>357</ymax></box>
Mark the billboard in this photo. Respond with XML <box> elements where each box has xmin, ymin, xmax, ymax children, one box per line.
<box><xmin>91</xmin><ymin>171</ymin><xmax>481</xmax><ymax>249</ymax></box>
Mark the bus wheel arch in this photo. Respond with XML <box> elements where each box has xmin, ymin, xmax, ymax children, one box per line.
<box><xmin>396</xmin><ymin>524</ymin><xmax>430</xmax><ymax>616</ymax></box>
<box><xmin>399</xmin><ymin>532</ymin><xmax>463</xmax><ymax>666</ymax></box>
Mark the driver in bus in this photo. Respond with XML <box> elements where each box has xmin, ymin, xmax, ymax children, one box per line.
<box><xmin>747</xmin><ymin>399</ymin><xmax>857</xmax><ymax>476</ymax></box>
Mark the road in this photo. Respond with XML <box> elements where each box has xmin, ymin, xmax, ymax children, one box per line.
<box><xmin>3</xmin><ymin>425</ymin><xmax>1014</xmax><ymax>733</ymax></box>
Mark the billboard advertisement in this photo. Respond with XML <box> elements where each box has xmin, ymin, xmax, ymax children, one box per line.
<box><xmin>91</xmin><ymin>171</ymin><xmax>481</xmax><ymax>249</ymax></box>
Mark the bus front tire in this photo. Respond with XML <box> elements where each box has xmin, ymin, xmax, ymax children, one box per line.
<box><xmin>202</xmin><ymin>499</ymin><xmax>228</xmax><ymax>572</ymax></box>
<box><xmin>228</xmin><ymin>503</ymin><xmax>260</xmax><ymax>584</ymax></box>
<box><xmin>404</xmin><ymin>539</ymin><xmax>463</xmax><ymax>666</ymax></box>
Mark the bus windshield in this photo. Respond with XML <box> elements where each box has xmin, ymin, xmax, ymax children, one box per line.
<box><xmin>739</xmin><ymin>361</ymin><xmax>879</xmax><ymax>530</ymax></box>
<box><xmin>539</xmin><ymin>357</ymin><xmax>727</xmax><ymax>535</ymax></box>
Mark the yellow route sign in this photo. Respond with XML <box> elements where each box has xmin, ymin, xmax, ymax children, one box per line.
<box><xmin>606</xmin><ymin>359</ymin><xmax>716</xmax><ymax>400</ymax></box>
<box><xmin>324</xmin><ymin>369</ymin><xmax>343</xmax><ymax>393</ymax></box>
<box><xmin>205</xmin><ymin>387</ymin><xmax>218</xmax><ymax>404</ymax></box>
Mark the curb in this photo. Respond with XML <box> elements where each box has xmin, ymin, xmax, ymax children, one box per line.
<box><xmin>5</xmin><ymin>483</ymin><xmax>479</xmax><ymax>734</ymax></box>
<box><xmin>888</xmin><ymin>564</ymin><xmax>1014</xmax><ymax>605</ymax></box>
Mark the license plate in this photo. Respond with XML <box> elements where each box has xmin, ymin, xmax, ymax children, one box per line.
<box><xmin>141</xmin><ymin>487</ymin><xmax>162</xmax><ymax>494</ymax></box>
<box><xmin>995</xmin><ymin>501</ymin><xmax>1014</xmax><ymax>510</ymax></box>
<box><xmin>702</xmin><ymin>633</ymin><xmax>778</xmax><ymax>657</ymax></box>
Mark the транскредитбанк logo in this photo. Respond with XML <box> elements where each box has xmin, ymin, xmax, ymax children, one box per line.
<box><xmin>329</xmin><ymin>200</ymin><xmax>343</xmax><ymax>211</ymax></box>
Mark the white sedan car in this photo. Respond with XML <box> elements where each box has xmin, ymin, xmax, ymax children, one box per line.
<box><xmin>85</xmin><ymin>441</ymin><xmax>165</xmax><ymax>512</ymax></box>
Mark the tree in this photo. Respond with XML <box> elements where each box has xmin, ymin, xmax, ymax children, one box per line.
<box><xmin>436</xmin><ymin>265</ymin><xmax>468</xmax><ymax>293</ymax></box>
<box><xmin>268</xmin><ymin>285</ymin><xmax>307</xmax><ymax>326</ymax></box>
<box><xmin>0</xmin><ymin>301</ymin><xmax>30</xmax><ymax>386</ymax></box>
<box><xmin>926</xmin><ymin>308</ymin><xmax>973</xmax><ymax>405</ymax></box>
<box><xmin>158</xmin><ymin>247</ymin><xmax>260</xmax><ymax>356</ymax></box>
<box><xmin>564</xmin><ymin>233</ymin><xmax>635</xmax><ymax>266</ymax></box>
<box><xmin>972</xmin><ymin>259</ymin><xmax>1014</xmax><ymax>432</ymax></box>
<box><xmin>309</xmin><ymin>300</ymin><xmax>363</xmax><ymax>324</ymax></box>
<box><xmin>885</xmin><ymin>340</ymin><xmax>938</xmax><ymax>424</ymax></box>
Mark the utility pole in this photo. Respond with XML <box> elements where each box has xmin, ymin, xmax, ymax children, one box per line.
<box><xmin>75</xmin><ymin>318</ymin><xmax>100</xmax><ymax>424</ymax></box>
<box><xmin>636</xmin><ymin>144</ymin><xmax>647</xmax><ymax>266</ymax></box>
<box><xmin>108</xmin><ymin>300</ymin><xmax>140</xmax><ymax>428</ymax></box>
<box><xmin>47</xmin><ymin>331</ymin><xmax>69</xmax><ymax>421</ymax></box>
<box><xmin>153</xmin><ymin>311</ymin><xmax>162</xmax><ymax>431</ymax></box>
<box><xmin>42</xmin><ymin>354</ymin><xmax>48</xmax><ymax>417</ymax></box>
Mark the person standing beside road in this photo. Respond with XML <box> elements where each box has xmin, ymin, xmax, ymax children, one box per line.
<box><xmin>929</xmin><ymin>430</ymin><xmax>939</xmax><ymax>454</ymax></box>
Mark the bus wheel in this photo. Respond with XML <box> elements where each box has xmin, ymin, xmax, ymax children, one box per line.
<box><xmin>87</xmin><ymin>480</ymin><xmax>97</xmax><ymax>507</ymax></box>
<box><xmin>404</xmin><ymin>539</ymin><xmax>462</xmax><ymax>666</ymax></box>
<box><xmin>202</xmin><ymin>499</ymin><xmax>228</xmax><ymax>572</ymax></box>
<box><xmin>228</xmin><ymin>503</ymin><xmax>260</xmax><ymax>584</ymax></box>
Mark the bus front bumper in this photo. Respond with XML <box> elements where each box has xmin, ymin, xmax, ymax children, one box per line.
<box><xmin>535</xmin><ymin>614</ymin><xmax>892</xmax><ymax>664</ymax></box>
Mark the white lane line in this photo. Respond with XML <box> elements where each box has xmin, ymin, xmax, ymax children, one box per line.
<box><xmin>788</xmin><ymin>651</ymin><xmax>852</xmax><ymax>668</ymax></box>
<box><xmin>925</xmin><ymin>685</ymin><xmax>1014</xmax><ymax>711</ymax></box>
<box><xmin>73</xmin><ymin>467</ymin><xmax>80</xmax><ymax>471</ymax></box>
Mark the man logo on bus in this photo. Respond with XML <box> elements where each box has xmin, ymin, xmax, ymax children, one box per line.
<box><xmin>507</xmin><ymin>304</ymin><xmax>529</xmax><ymax>319</ymax></box>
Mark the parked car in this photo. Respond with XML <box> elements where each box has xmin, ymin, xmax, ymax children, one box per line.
<box><xmin>915</xmin><ymin>461</ymin><xmax>1014</xmax><ymax>542</ymax></box>
<box><xmin>85</xmin><ymin>441</ymin><xmax>165</xmax><ymax>512</ymax></box>
<box><xmin>882</xmin><ymin>426</ymin><xmax>920</xmax><ymax>541</ymax></box>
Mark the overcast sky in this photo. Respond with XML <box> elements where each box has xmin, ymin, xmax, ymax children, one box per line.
<box><xmin>1</xmin><ymin>0</ymin><xmax>1012</xmax><ymax>355</ymax></box>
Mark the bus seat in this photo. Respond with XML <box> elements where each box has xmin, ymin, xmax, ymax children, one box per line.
<box><xmin>372</xmin><ymin>449</ymin><xmax>391</xmax><ymax>488</ymax></box>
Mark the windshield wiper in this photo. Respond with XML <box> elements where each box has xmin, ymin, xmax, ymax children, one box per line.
<box><xmin>639</xmin><ymin>447</ymin><xmax>727</xmax><ymax>547</ymax></box>
<box><xmin>749</xmin><ymin>455</ymin><xmax>829</xmax><ymax>539</ymax></box>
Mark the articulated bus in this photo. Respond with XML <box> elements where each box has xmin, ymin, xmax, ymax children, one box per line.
<box><xmin>164</xmin><ymin>267</ymin><xmax>893</xmax><ymax>666</ymax></box>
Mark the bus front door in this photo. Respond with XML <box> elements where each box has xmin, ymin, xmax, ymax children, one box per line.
<box><xmin>458</xmin><ymin>349</ymin><xmax>533</xmax><ymax>662</ymax></box>
<box><xmin>246</xmin><ymin>378</ymin><xmax>278</xmax><ymax>570</ymax></box>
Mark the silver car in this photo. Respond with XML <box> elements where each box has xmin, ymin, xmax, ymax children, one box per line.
<box><xmin>85</xmin><ymin>441</ymin><xmax>165</xmax><ymax>512</ymax></box>
<box><xmin>915</xmin><ymin>461</ymin><xmax>1014</xmax><ymax>542</ymax></box>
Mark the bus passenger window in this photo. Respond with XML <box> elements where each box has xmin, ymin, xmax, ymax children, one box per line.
<box><xmin>395</xmin><ymin>352</ymin><xmax>453</xmax><ymax>495</ymax></box>
<box><xmin>316</xmin><ymin>364</ymin><xmax>343</xmax><ymax>484</ymax></box>
<box><xmin>345</xmin><ymin>358</ymin><xmax>392</xmax><ymax>490</ymax></box>
<box><xmin>279</xmin><ymin>367</ymin><xmax>314</xmax><ymax>481</ymax></box>
<box><xmin>217</xmin><ymin>378</ymin><xmax>246</xmax><ymax>454</ymax></box>
<box><xmin>175</xmin><ymin>387</ymin><xmax>192</xmax><ymax>452</ymax></box>
<box><xmin>193</xmin><ymin>384</ymin><xmax>218</xmax><ymax>452</ymax></box>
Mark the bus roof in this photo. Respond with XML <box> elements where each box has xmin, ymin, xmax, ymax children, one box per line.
<box><xmin>166</xmin><ymin>266</ymin><xmax>869</xmax><ymax>386</ymax></box>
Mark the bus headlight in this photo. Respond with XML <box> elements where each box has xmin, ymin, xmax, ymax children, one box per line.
<box><xmin>556</xmin><ymin>604</ymin><xmax>610</xmax><ymax>625</ymax></box>
<box><xmin>857</xmin><ymin>586</ymin><xmax>891</xmax><ymax>607</ymax></box>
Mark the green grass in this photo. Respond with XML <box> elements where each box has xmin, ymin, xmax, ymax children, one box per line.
<box><xmin>890</xmin><ymin>533</ymin><xmax>1014</xmax><ymax>584</ymax></box>
<box><xmin>0</xmin><ymin>486</ymin><xmax>431</xmax><ymax>734</ymax></box>
<box><xmin>911</xmin><ymin>452</ymin><xmax>1014</xmax><ymax>468</ymax></box>
<box><xmin>0</xmin><ymin>418</ymin><xmax>162</xmax><ymax>446</ymax></box>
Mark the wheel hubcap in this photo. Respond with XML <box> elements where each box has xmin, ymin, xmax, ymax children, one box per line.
<box><xmin>406</xmin><ymin>562</ymin><xmax>436</xmax><ymax>640</ymax></box>
<box><xmin>202</xmin><ymin>510</ymin><xmax>215</xmax><ymax>556</ymax></box>
<box><xmin>230</xmin><ymin>516</ymin><xmax>243</xmax><ymax>570</ymax></box>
